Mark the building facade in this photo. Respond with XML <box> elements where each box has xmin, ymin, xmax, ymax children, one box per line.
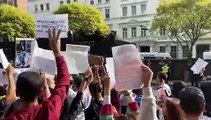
<box><xmin>0</xmin><ymin>0</ymin><xmax>28</xmax><ymax>11</ymax></box>
<box><xmin>28</xmin><ymin>0</ymin><xmax>211</xmax><ymax>59</ymax></box>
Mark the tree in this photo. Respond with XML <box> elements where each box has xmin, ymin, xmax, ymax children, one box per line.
<box><xmin>151</xmin><ymin>0</ymin><xmax>211</xmax><ymax>65</ymax></box>
<box><xmin>54</xmin><ymin>2</ymin><xmax>110</xmax><ymax>39</ymax></box>
<box><xmin>0</xmin><ymin>4</ymin><xmax>35</xmax><ymax>41</ymax></box>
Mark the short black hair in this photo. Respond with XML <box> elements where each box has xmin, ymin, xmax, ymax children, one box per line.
<box><xmin>179</xmin><ymin>87</ymin><xmax>205</xmax><ymax>116</ymax></box>
<box><xmin>172</xmin><ymin>81</ymin><xmax>186</xmax><ymax>98</ymax></box>
<box><xmin>16</xmin><ymin>71</ymin><xmax>44</xmax><ymax>102</ymax></box>
<box><xmin>157</xmin><ymin>72</ymin><xmax>168</xmax><ymax>82</ymax></box>
<box><xmin>0</xmin><ymin>86</ymin><xmax>6</xmax><ymax>96</ymax></box>
<box><xmin>72</xmin><ymin>74</ymin><xmax>83</xmax><ymax>90</ymax></box>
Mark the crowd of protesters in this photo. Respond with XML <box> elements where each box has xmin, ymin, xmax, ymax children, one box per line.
<box><xmin>0</xmin><ymin>29</ymin><xmax>209</xmax><ymax>120</ymax></box>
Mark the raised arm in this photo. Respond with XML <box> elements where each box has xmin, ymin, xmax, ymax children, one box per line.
<box><xmin>139</xmin><ymin>65</ymin><xmax>157</xmax><ymax>120</ymax></box>
<box><xmin>100</xmin><ymin>73</ymin><xmax>115</xmax><ymax>120</ymax></box>
<box><xmin>47</xmin><ymin>29</ymin><xmax>70</xmax><ymax>113</ymax></box>
<box><xmin>5</xmin><ymin>64</ymin><xmax>17</xmax><ymax>103</ymax></box>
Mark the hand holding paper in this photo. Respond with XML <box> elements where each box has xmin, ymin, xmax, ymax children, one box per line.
<box><xmin>6</xmin><ymin>64</ymin><xmax>15</xmax><ymax>77</ymax></box>
<box><xmin>141</xmin><ymin>65</ymin><xmax>153</xmax><ymax>88</ymax></box>
<box><xmin>0</xmin><ymin>49</ymin><xmax>9</xmax><ymax>69</ymax></box>
<box><xmin>191</xmin><ymin>58</ymin><xmax>208</xmax><ymax>74</ymax></box>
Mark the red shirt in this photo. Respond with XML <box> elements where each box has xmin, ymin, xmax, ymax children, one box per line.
<box><xmin>5</xmin><ymin>56</ymin><xmax>70</xmax><ymax>120</ymax></box>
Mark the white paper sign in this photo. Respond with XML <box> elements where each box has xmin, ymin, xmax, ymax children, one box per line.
<box><xmin>30</xmin><ymin>47</ymin><xmax>56</xmax><ymax>75</ymax></box>
<box><xmin>63</xmin><ymin>51</ymin><xmax>89</xmax><ymax>74</ymax></box>
<box><xmin>112</xmin><ymin>44</ymin><xmax>142</xmax><ymax>91</ymax></box>
<box><xmin>0</xmin><ymin>49</ymin><xmax>9</xmax><ymax>69</ymax></box>
<box><xmin>65</xmin><ymin>44</ymin><xmax>89</xmax><ymax>74</ymax></box>
<box><xmin>191</xmin><ymin>58</ymin><xmax>208</xmax><ymax>74</ymax></box>
<box><xmin>66</xmin><ymin>44</ymin><xmax>90</xmax><ymax>52</ymax></box>
<box><xmin>106</xmin><ymin>58</ymin><xmax>116</xmax><ymax>88</ymax></box>
<box><xmin>15</xmin><ymin>68</ymin><xmax>28</xmax><ymax>75</ymax></box>
<box><xmin>0</xmin><ymin>69</ymin><xmax>7</xmax><ymax>84</ymax></box>
<box><xmin>36</xmin><ymin>14</ymin><xmax>69</xmax><ymax>38</ymax></box>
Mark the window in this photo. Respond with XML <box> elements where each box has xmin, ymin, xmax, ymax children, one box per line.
<box><xmin>160</xmin><ymin>46</ymin><xmax>166</xmax><ymax>53</ymax></box>
<box><xmin>160</xmin><ymin>27</ymin><xmax>166</xmax><ymax>36</ymax></box>
<box><xmin>34</xmin><ymin>5</ymin><xmax>38</xmax><ymax>12</ymax></box>
<box><xmin>170</xmin><ymin>46</ymin><xmax>178</xmax><ymax>58</ymax></box>
<box><xmin>105</xmin><ymin>8</ymin><xmax>110</xmax><ymax>19</ymax></box>
<box><xmin>131</xmin><ymin>27</ymin><xmax>137</xmax><ymax>38</ymax></box>
<box><xmin>122</xmin><ymin>28</ymin><xmax>128</xmax><ymax>38</ymax></box>
<box><xmin>122</xmin><ymin>7</ymin><xmax>127</xmax><ymax>17</ymax></box>
<box><xmin>90</xmin><ymin>0</ymin><xmax>94</xmax><ymax>4</ymax></box>
<box><xmin>60</xmin><ymin>1</ymin><xmax>64</xmax><ymax>5</ymax></box>
<box><xmin>131</xmin><ymin>5</ymin><xmax>136</xmax><ymax>15</ymax></box>
<box><xmin>98</xmin><ymin>0</ymin><xmax>101</xmax><ymax>4</ymax></box>
<box><xmin>67</xmin><ymin>0</ymin><xmax>71</xmax><ymax>3</ymax></box>
<box><xmin>7</xmin><ymin>0</ymin><xmax>14</xmax><ymax>5</ymax></box>
<box><xmin>140</xmin><ymin>46</ymin><xmax>150</xmax><ymax>52</ymax></box>
<box><xmin>105</xmin><ymin>0</ymin><xmax>110</xmax><ymax>3</ymax></box>
<box><xmin>40</xmin><ymin>4</ymin><xmax>44</xmax><ymax>11</ymax></box>
<box><xmin>141</xmin><ymin>4</ymin><xmax>146</xmax><ymax>14</ymax></box>
<box><xmin>141</xmin><ymin>27</ymin><xmax>147</xmax><ymax>37</ymax></box>
<box><xmin>46</xmin><ymin>3</ymin><xmax>50</xmax><ymax>11</ymax></box>
<box><xmin>182</xmin><ymin>46</ymin><xmax>189</xmax><ymax>57</ymax></box>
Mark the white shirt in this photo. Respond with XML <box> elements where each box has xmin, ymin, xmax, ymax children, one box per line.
<box><xmin>154</xmin><ymin>83</ymin><xmax>172</xmax><ymax>99</ymax></box>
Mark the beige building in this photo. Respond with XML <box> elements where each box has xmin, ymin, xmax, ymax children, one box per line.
<box><xmin>0</xmin><ymin>0</ymin><xmax>28</xmax><ymax>11</ymax></box>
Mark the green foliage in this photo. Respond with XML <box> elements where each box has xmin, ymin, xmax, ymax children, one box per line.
<box><xmin>151</xmin><ymin>0</ymin><xmax>211</xmax><ymax>58</ymax></box>
<box><xmin>54</xmin><ymin>2</ymin><xmax>110</xmax><ymax>37</ymax></box>
<box><xmin>0</xmin><ymin>4</ymin><xmax>35</xmax><ymax>41</ymax></box>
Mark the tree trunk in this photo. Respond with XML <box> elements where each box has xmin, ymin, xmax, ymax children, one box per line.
<box><xmin>184</xmin><ymin>48</ymin><xmax>193</xmax><ymax>82</ymax></box>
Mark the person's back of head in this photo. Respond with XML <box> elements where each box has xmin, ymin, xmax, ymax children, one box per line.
<box><xmin>89</xmin><ymin>81</ymin><xmax>103</xmax><ymax>100</ymax></box>
<box><xmin>172</xmin><ymin>81</ymin><xmax>186</xmax><ymax>98</ymax></box>
<box><xmin>16</xmin><ymin>71</ymin><xmax>44</xmax><ymax>102</ymax></box>
<box><xmin>72</xmin><ymin>74</ymin><xmax>83</xmax><ymax>91</ymax></box>
<box><xmin>157</xmin><ymin>72</ymin><xmax>168</xmax><ymax>83</ymax></box>
<box><xmin>179</xmin><ymin>87</ymin><xmax>205</xmax><ymax>117</ymax></box>
<box><xmin>163</xmin><ymin>98</ymin><xmax>185</xmax><ymax>120</ymax></box>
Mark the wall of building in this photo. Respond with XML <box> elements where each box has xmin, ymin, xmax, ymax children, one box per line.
<box><xmin>28</xmin><ymin>0</ymin><xmax>211</xmax><ymax>59</ymax></box>
<box><xmin>15</xmin><ymin>0</ymin><xmax>28</xmax><ymax>11</ymax></box>
<box><xmin>0</xmin><ymin>0</ymin><xmax>28</xmax><ymax>11</ymax></box>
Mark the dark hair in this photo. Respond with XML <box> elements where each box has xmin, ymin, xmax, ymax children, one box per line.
<box><xmin>72</xmin><ymin>74</ymin><xmax>83</xmax><ymax>90</ymax></box>
<box><xmin>179</xmin><ymin>87</ymin><xmax>205</xmax><ymax>116</ymax></box>
<box><xmin>16</xmin><ymin>71</ymin><xmax>44</xmax><ymax>102</ymax></box>
<box><xmin>0</xmin><ymin>86</ymin><xmax>6</xmax><ymax>96</ymax></box>
<box><xmin>89</xmin><ymin>81</ymin><xmax>103</xmax><ymax>99</ymax></box>
<box><xmin>157</xmin><ymin>72</ymin><xmax>168</xmax><ymax>82</ymax></box>
<box><xmin>172</xmin><ymin>81</ymin><xmax>186</xmax><ymax>98</ymax></box>
<box><xmin>164</xmin><ymin>98</ymin><xmax>185</xmax><ymax>120</ymax></box>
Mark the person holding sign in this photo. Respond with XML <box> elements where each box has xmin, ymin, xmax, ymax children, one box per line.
<box><xmin>4</xmin><ymin>29</ymin><xmax>71</xmax><ymax>120</ymax></box>
<box><xmin>100</xmin><ymin>65</ymin><xmax>157</xmax><ymax>120</ymax></box>
<box><xmin>0</xmin><ymin>64</ymin><xmax>16</xmax><ymax>119</ymax></box>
